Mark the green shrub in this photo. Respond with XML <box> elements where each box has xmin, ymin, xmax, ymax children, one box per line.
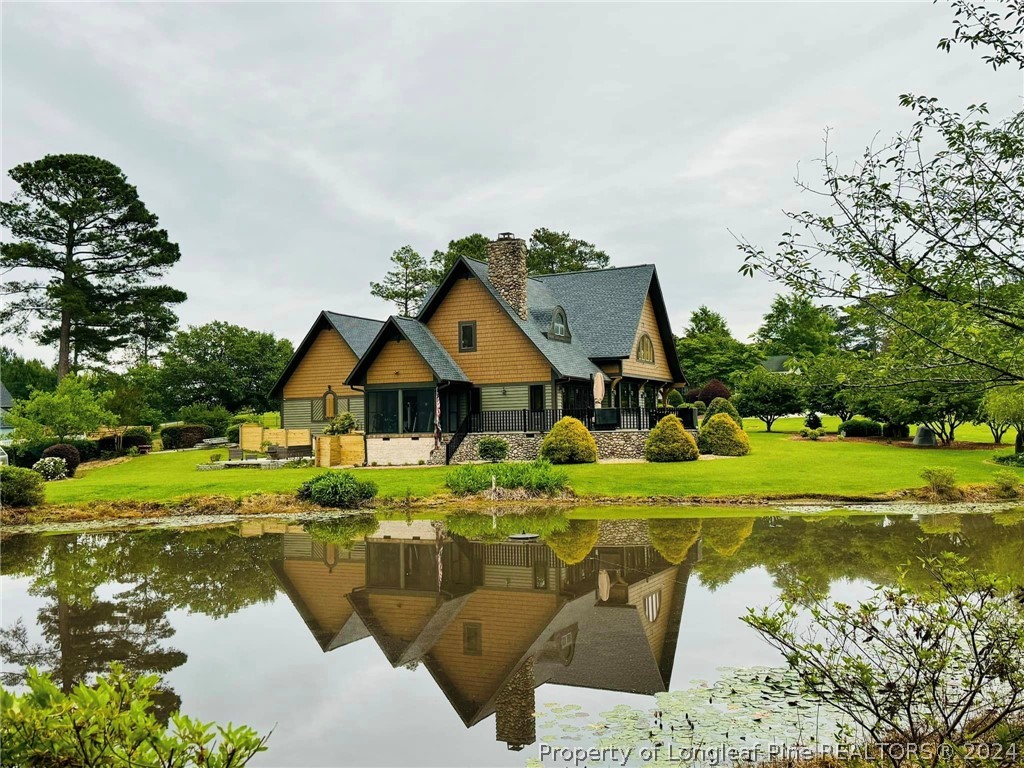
<box><xmin>645</xmin><ymin>415</ymin><xmax>699</xmax><ymax>462</ymax></box>
<box><xmin>40</xmin><ymin>443</ymin><xmax>81</xmax><ymax>476</ymax></box>
<box><xmin>32</xmin><ymin>456</ymin><xmax>68</xmax><ymax>481</ymax></box>
<box><xmin>445</xmin><ymin>459</ymin><xmax>569</xmax><ymax>496</ymax></box>
<box><xmin>177</xmin><ymin>404</ymin><xmax>232</xmax><ymax>436</ymax></box>
<box><xmin>994</xmin><ymin>453</ymin><xmax>1024</xmax><ymax>467</ymax></box>
<box><xmin>693</xmin><ymin>400</ymin><xmax>707</xmax><ymax>415</ymax></box>
<box><xmin>838</xmin><ymin>417</ymin><xmax>883</xmax><ymax>437</ymax></box>
<box><xmin>478</xmin><ymin>436</ymin><xmax>510</xmax><ymax>463</ymax></box>
<box><xmin>540</xmin><ymin>417</ymin><xmax>598</xmax><ymax>464</ymax></box>
<box><xmin>702</xmin><ymin>397</ymin><xmax>743</xmax><ymax>430</ymax></box>
<box><xmin>920</xmin><ymin>466</ymin><xmax>960</xmax><ymax>499</ymax></box>
<box><xmin>297</xmin><ymin>471</ymin><xmax>377</xmax><ymax>508</ymax></box>
<box><xmin>231</xmin><ymin>412</ymin><xmax>263</xmax><ymax>425</ymax></box>
<box><xmin>226</xmin><ymin>423</ymin><xmax>241</xmax><ymax>443</ymax></box>
<box><xmin>667</xmin><ymin>389</ymin><xmax>684</xmax><ymax>406</ymax></box>
<box><xmin>121</xmin><ymin>426</ymin><xmax>152</xmax><ymax>450</ymax></box>
<box><xmin>0</xmin><ymin>465</ymin><xmax>46</xmax><ymax>507</ymax></box>
<box><xmin>799</xmin><ymin>427</ymin><xmax>827</xmax><ymax>440</ymax></box>
<box><xmin>304</xmin><ymin>514</ymin><xmax>380</xmax><ymax>547</ymax></box>
<box><xmin>698</xmin><ymin>413</ymin><xmax>751</xmax><ymax>456</ymax></box>
<box><xmin>804</xmin><ymin>412</ymin><xmax>823</xmax><ymax>429</ymax></box>
<box><xmin>0</xmin><ymin>665</ymin><xmax>268</xmax><ymax>767</ymax></box>
<box><xmin>161</xmin><ymin>424</ymin><xmax>214</xmax><ymax>450</ymax></box>
<box><xmin>322</xmin><ymin>412</ymin><xmax>357</xmax><ymax>435</ymax></box>
<box><xmin>12</xmin><ymin>438</ymin><xmax>98</xmax><ymax>468</ymax></box>
<box><xmin>882</xmin><ymin>422</ymin><xmax>910</xmax><ymax>439</ymax></box>
<box><xmin>992</xmin><ymin>470</ymin><xmax>1021</xmax><ymax>498</ymax></box>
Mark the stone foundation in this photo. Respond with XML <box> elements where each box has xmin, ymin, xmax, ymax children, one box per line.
<box><xmin>442</xmin><ymin>429</ymin><xmax>654</xmax><ymax>464</ymax></box>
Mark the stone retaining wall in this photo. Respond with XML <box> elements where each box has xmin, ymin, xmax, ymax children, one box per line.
<box><xmin>441</xmin><ymin>430</ymin><xmax>652</xmax><ymax>464</ymax></box>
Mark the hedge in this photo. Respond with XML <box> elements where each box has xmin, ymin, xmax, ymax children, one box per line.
<box><xmin>838</xmin><ymin>417</ymin><xmax>883</xmax><ymax>437</ymax></box>
<box><xmin>12</xmin><ymin>438</ymin><xmax>99</xmax><ymax>468</ymax></box>
<box><xmin>0</xmin><ymin>465</ymin><xmax>46</xmax><ymax>507</ymax></box>
<box><xmin>645</xmin><ymin>415</ymin><xmax>699</xmax><ymax>462</ymax></box>
<box><xmin>540</xmin><ymin>417</ymin><xmax>598</xmax><ymax>464</ymax></box>
<box><xmin>41</xmin><ymin>444</ymin><xmax>81</xmax><ymax>476</ymax></box>
<box><xmin>698</xmin><ymin>413</ymin><xmax>751</xmax><ymax>456</ymax></box>
<box><xmin>160</xmin><ymin>424</ymin><xmax>214</xmax><ymax>450</ymax></box>
<box><xmin>297</xmin><ymin>471</ymin><xmax>378</xmax><ymax>508</ymax></box>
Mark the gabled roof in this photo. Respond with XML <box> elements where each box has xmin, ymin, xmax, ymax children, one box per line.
<box><xmin>269</xmin><ymin>311</ymin><xmax>383</xmax><ymax>398</ymax></box>
<box><xmin>0</xmin><ymin>381</ymin><xmax>13</xmax><ymax>410</ymax></box>
<box><xmin>346</xmin><ymin>315</ymin><xmax>470</xmax><ymax>386</ymax></box>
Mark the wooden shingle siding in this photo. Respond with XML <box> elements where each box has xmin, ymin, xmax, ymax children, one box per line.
<box><xmin>281</xmin><ymin>560</ymin><xmax>365</xmax><ymax>637</ymax></box>
<box><xmin>479</xmin><ymin>384</ymin><xmax>552</xmax><ymax>411</ymax></box>
<box><xmin>283</xmin><ymin>329</ymin><xmax>363</xmax><ymax>398</ymax></box>
<box><xmin>366</xmin><ymin>339</ymin><xmax>434</xmax><ymax>385</ymax></box>
<box><xmin>426</xmin><ymin>277</ymin><xmax>551</xmax><ymax>383</ymax></box>
<box><xmin>628</xmin><ymin>567</ymin><xmax>678</xmax><ymax>664</ymax></box>
<box><xmin>283</xmin><ymin>396</ymin><xmax>365</xmax><ymax>434</ymax></box>
<box><xmin>621</xmin><ymin>293</ymin><xmax>674</xmax><ymax>381</ymax></box>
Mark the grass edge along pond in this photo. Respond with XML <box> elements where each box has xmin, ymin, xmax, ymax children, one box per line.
<box><xmin>39</xmin><ymin>417</ymin><xmax>1022</xmax><ymax>510</ymax></box>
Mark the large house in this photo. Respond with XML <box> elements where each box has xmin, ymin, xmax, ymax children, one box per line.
<box><xmin>272</xmin><ymin>232</ymin><xmax>688</xmax><ymax>465</ymax></box>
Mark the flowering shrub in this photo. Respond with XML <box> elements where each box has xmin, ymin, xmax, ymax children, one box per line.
<box><xmin>32</xmin><ymin>456</ymin><xmax>68</xmax><ymax>481</ymax></box>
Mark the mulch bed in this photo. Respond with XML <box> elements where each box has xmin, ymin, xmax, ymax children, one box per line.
<box><xmin>843</xmin><ymin>437</ymin><xmax>1002</xmax><ymax>451</ymax></box>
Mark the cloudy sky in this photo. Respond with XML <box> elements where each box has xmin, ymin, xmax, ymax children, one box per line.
<box><xmin>3</xmin><ymin>2</ymin><xmax>1020</xmax><ymax>363</ymax></box>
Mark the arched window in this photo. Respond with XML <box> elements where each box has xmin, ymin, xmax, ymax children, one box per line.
<box><xmin>549</xmin><ymin>307</ymin><xmax>570</xmax><ymax>341</ymax></box>
<box><xmin>643</xmin><ymin>591</ymin><xmax>661</xmax><ymax>623</ymax></box>
<box><xmin>323</xmin><ymin>387</ymin><xmax>336</xmax><ymax>420</ymax></box>
<box><xmin>637</xmin><ymin>333</ymin><xmax>655</xmax><ymax>364</ymax></box>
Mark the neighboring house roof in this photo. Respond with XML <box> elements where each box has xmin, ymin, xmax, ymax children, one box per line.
<box><xmin>0</xmin><ymin>381</ymin><xmax>13</xmax><ymax>410</ymax></box>
<box><xmin>761</xmin><ymin>355</ymin><xmax>792</xmax><ymax>372</ymax></box>
<box><xmin>346</xmin><ymin>315</ymin><xmax>470</xmax><ymax>385</ymax></box>
<box><xmin>269</xmin><ymin>311</ymin><xmax>384</xmax><ymax>398</ymax></box>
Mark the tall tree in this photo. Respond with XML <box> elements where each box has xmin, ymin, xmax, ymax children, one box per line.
<box><xmin>1</xmin><ymin>154</ymin><xmax>186</xmax><ymax>379</ymax></box>
<box><xmin>429</xmin><ymin>233</ymin><xmax>489</xmax><ymax>281</ymax></box>
<box><xmin>527</xmin><ymin>228</ymin><xmax>611</xmax><ymax>274</ymax></box>
<box><xmin>158</xmin><ymin>321</ymin><xmax>294</xmax><ymax>413</ymax></box>
<box><xmin>738</xmin><ymin>1</ymin><xmax>1024</xmax><ymax>385</ymax></box>
<box><xmin>113</xmin><ymin>286</ymin><xmax>185</xmax><ymax>365</ymax></box>
<box><xmin>675</xmin><ymin>307</ymin><xmax>762</xmax><ymax>388</ymax></box>
<box><xmin>0</xmin><ymin>347</ymin><xmax>57</xmax><ymax>400</ymax></box>
<box><xmin>369</xmin><ymin>245</ymin><xmax>432</xmax><ymax>317</ymax></box>
<box><xmin>755</xmin><ymin>293</ymin><xmax>838</xmax><ymax>357</ymax></box>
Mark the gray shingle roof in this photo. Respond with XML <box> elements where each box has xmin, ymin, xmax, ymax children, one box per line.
<box><xmin>324</xmin><ymin>312</ymin><xmax>384</xmax><ymax>358</ymax></box>
<box><xmin>0</xmin><ymin>381</ymin><xmax>12</xmax><ymax>410</ymax></box>
<box><xmin>532</xmin><ymin>265</ymin><xmax>655</xmax><ymax>360</ymax></box>
<box><xmin>461</xmin><ymin>259</ymin><xmax>605</xmax><ymax>381</ymax></box>
<box><xmin>392</xmin><ymin>317</ymin><xmax>469</xmax><ymax>383</ymax></box>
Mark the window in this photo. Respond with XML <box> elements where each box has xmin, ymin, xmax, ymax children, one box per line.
<box><xmin>458</xmin><ymin>321</ymin><xmax>477</xmax><ymax>352</ymax></box>
<box><xmin>529</xmin><ymin>384</ymin><xmax>545</xmax><ymax>412</ymax></box>
<box><xmin>549</xmin><ymin>307</ymin><xmax>570</xmax><ymax>341</ymax></box>
<box><xmin>323</xmin><ymin>389</ymin><xmax>336</xmax><ymax>420</ymax></box>
<box><xmin>643</xmin><ymin>591</ymin><xmax>661</xmax><ymax>623</ymax></box>
<box><xmin>559</xmin><ymin>628</ymin><xmax>576</xmax><ymax>665</ymax></box>
<box><xmin>637</xmin><ymin>333</ymin><xmax>655</xmax><ymax>364</ymax></box>
<box><xmin>463</xmin><ymin>622</ymin><xmax>482</xmax><ymax>656</ymax></box>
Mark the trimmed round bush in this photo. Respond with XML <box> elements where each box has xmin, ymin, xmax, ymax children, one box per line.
<box><xmin>33</xmin><ymin>456</ymin><xmax>68</xmax><ymax>481</ymax></box>
<box><xmin>540</xmin><ymin>417</ymin><xmax>598</xmax><ymax>464</ymax></box>
<box><xmin>804</xmin><ymin>412</ymin><xmax>823</xmax><ymax>430</ymax></box>
<box><xmin>0</xmin><ymin>465</ymin><xmax>46</xmax><ymax>507</ymax></box>
<box><xmin>41</xmin><ymin>443</ymin><xmax>81</xmax><ymax>477</ymax></box>
<box><xmin>666</xmin><ymin>389</ymin><xmax>684</xmax><ymax>407</ymax></box>
<box><xmin>838</xmin><ymin>417</ymin><xmax>883</xmax><ymax>437</ymax></box>
<box><xmin>477</xmin><ymin>436</ymin><xmax>510</xmax><ymax>463</ymax></box>
<box><xmin>693</xmin><ymin>400</ymin><xmax>707</xmax><ymax>415</ymax></box>
<box><xmin>699</xmin><ymin>379</ymin><xmax>731</xmax><ymax>403</ymax></box>
<box><xmin>698</xmin><ymin>413</ymin><xmax>751</xmax><ymax>456</ymax></box>
<box><xmin>702</xmin><ymin>397</ymin><xmax>743</xmax><ymax>430</ymax></box>
<box><xmin>645</xmin><ymin>415</ymin><xmax>699</xmax><ymax>462</ymax></box>
<box><xmin>121</xmin><ymin>427</ymin><xmax>152</xmax><ymax>450</ymax></box>
<box><xmin>297</xmin><ymin>471</ymin><xmax>378</xmax><ymax>508</ymax></box>
<box><xmin>161</xmin><ymin>424</ymin><xmax>215</xmax><ymax>450</ymax></box>
<box><xmin>323</xmin><ymin>412</ymin><xmax>357</xmax><ymax>435</ymax></box>
<box><xmin>12</xmin><ymin>439</ymin><xmax>99</xmax><ymax>468</ymax></box>
<box><xmin>684</xmin><ymin>387</ymin><xmax>701</xmax><ymax>403</ymax></box>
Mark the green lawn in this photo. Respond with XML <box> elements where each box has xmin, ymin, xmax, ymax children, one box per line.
<box><xmin>45</xmin><ymin>415</ymin><xmax>1021</xmax><ymax>506</ymax></box>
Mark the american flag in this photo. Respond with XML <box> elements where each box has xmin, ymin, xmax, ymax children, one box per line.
<box><xmin>434</xmin><ymin>389</ymin><xmax>442</xmax><ymax>450</ymax></box>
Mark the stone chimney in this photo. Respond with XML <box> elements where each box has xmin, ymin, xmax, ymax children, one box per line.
<box><xmin>487</xmin><ymin>232</ymin><xmax>529</xmax><ymax>321</ymax></box>
<box><xmin>495</xmin><ymin>657</ymin><xmax>536</xmax><ymax>751</ymax></box>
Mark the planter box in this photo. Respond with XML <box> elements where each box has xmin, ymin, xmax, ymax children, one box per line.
<box><xmin>317</xmin><ymin>433</ymin><xmax>365</xmax><ymax>467</ymax></box>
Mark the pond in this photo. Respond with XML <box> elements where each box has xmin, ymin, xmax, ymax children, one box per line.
<box><xmin>2</xmin><ymin>508</ymin><xmax>1023</xmax><ymax>766</ymax></box>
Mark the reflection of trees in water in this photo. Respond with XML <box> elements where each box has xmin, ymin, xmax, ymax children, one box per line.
<box><xmin>701</xmin><ymin>517</ymin><xmax>755</xmax><ymax>557</ymax></box>
<box><xmin>543</xmin><ymin>520</ymin><xmax>600</xmax><ymax>564</ymax></box>
<box><xmin>648</xmin><ymin>519</ymin><xmax>702</xmax><ymax>564</ymax></box>
<box><xmin>0</xmin><ymin>528</ymin><xmax>280</xmax><ymax>721</ymax></box>
<box><xmin>693</xmin><ymin>514</ymin><xmax>1024</xmax><ymax>594</ymax></box>
<box><xmin>305</xmin><ymin>515</ymin><xmax>380</xmax><ymax>549</ymax></box>
<box><xmin>445</xmin><ymin>509</ymin><xmax>569</xmax><ymax>542</ymax></box>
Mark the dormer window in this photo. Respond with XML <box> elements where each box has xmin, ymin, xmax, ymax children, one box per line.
<box><xmin>548</xmin><ymin>307</ymin><xmax>570</xmax><ymax>342</ymax></box>
<box><xmin>637</xmin><ymin>333</ymin><xmax>655</xmax><ymax>364</ymax></box>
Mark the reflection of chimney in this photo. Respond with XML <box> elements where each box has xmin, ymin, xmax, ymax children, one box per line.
<box><xmin>487</xmin><ymin>232</ymin><xmax>529</xmax><ymax>321</ymax></box>
<box><xmin>495</xmin><ymin>657</ymin><xmax>536</xmax><ymax>750</ymax></box>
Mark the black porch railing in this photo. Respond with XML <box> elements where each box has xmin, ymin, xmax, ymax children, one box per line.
<box><xmin>444</xmin><ymin>415</ymin><xmax>471</xmax><ymax>465</ymax></box>
<box><xmin>466</xmin><ymin>407</ymin><xmax>697</xmax><ymax>434</ymax></box>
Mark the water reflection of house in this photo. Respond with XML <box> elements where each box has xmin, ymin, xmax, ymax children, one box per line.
<box><xmin>348</xmin><ymin>519</ymin><xmax>698</xmax><ymax>751</ymax></box>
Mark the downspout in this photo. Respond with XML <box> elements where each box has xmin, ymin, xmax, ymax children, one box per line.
<box><xmin>351</xmin><ymin>384</ymin><xmax>367</xmax><ymax>466</ymax></box>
